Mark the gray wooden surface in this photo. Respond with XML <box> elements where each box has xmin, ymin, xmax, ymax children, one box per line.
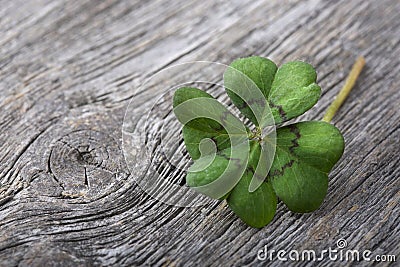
<box><xmin>0</xmin><ymin>0</ymin><xmax>399</xmax><ymax>266</ymax></box>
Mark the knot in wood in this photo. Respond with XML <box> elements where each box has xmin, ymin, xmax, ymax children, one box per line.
<box><xmin>49</xmin><ymin>129</ymin><xmax>126</xmax><ymax>200</ymax></box>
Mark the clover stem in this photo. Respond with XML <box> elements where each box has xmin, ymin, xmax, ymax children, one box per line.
<box><xmin>249</xmin><ymin>126</ymin><xmax>262</xmax><ymax>141</ymax></box>
<box><xmin>322</xmin><ymin>56</ymin><xmax>366</xmax><ymax>123</ymax></box>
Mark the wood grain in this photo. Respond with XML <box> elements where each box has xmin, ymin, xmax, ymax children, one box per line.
<box><xmin>0</xmin><ymin>0</ymin><xmax>399</xmax><ymax>266</ymax></box>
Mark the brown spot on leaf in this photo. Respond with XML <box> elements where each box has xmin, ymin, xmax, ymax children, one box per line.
<box><xmin>269</xmin><ymin>159</ymin><xmax>295</xmax><ymax>177</ymax></box>
<box><xmin>288</xmin><ymin>124</ymin><xmax>301</xmax><ymax>154</ymax></box>
<box><xmin>269</xmin><ymin>101</ymin><xmax>287</xmax><ymax>122</ymax></box>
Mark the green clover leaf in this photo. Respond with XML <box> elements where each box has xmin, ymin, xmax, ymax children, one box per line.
<box><xmin>173</xmin><ymin>88</ymin><xmax>235</xmax><ymax>160</ymax></box>
<box><xmin>269</xmin><ymin>121</ymin><xmax>344</xmax><ymax>213</ymax></box>
<box><xmin>225</xmin><ymin>56</ymin><xmax>321</xmax><ymax>125</ymax></box>
<box><xmin>172</xmin><ymin>55</ymin><xmax>357</xmax><ymax>228</ymax></box>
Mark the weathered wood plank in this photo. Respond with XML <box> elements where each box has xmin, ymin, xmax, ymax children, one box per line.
<box><xmin>0</xmin><ymin>0</ymin><xmax>399</xmax><ymax>266</ymax></box>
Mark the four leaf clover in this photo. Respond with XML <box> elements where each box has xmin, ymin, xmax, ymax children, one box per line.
<box><xmin>173</xmin><ymin>56</ymin><xmax>344</xmax><ymax>228</ymax></box>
